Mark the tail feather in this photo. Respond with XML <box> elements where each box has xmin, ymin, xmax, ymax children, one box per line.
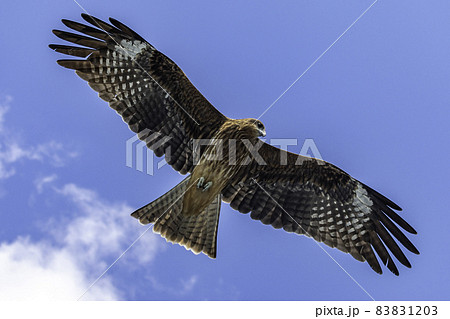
<box><xmin>131</xmin><ymin>177</ymin><xmax>222</xmax><ymax>258</ymax></box>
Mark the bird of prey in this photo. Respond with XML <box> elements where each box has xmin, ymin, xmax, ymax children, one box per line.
<box><xmin>50</xmin><ymin>14</ymin><xmax>419</xmax><ymax>275</ymax></box>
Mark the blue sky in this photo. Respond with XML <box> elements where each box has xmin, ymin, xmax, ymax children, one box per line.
<box><xmin>0</xmin><ymin>0</ymin><xmax>449</xmax><ymax>300</ymax></box>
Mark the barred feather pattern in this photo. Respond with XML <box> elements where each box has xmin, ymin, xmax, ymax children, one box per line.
<box><xmin>50</xmin><ymin>14</ymin><xmax>418</xmax><ymax>275</ymax></box>
<box><xmin>131</xmin><ymin>177</ymin><xmax>221</xmax><ymax>258</ymax></box>
<box><xmin>222</xmin><ymin>148</ymin><xmax>419</xmax><ymax>275</ymax></box>
<box><xmin>50</xmin><ymin>14</ymin><xmax>227</xmax><ymax>174</ymax></box>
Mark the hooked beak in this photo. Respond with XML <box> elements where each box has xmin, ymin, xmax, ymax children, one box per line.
<box><xmin>259</xmin><ymin>129</ymin><xmax>266</xmax><ymax>137</ymax></box>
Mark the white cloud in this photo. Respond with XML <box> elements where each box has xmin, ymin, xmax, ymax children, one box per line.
<box><xmin>0</xmin><ymin>95</ymin><xmax>11</xmax><ymax>132</ymax></box>
<box><xmin>180</xmin><ymin>275</ymin><xmax>199</xmax><ymax>294</ymax></box>
<box><xmin>0</xmin><ymin>97</ymin><xmax>78</xmax><ymax>180</ymax></box>
<box><xmin>56</xmin><ymin>183</ymin><xmax>162</xmax><ymax>268</ymax></box>
<box><xmin>34</xmin><ymin>174</ymin><xmax>58</xmax><ymax>193</ymax></box>
<box><xmin>0</xmin><ymin>237</ymin><xmax>118</xmax><ymax>301</ymax></box>
<box><xmin>0</xmin><ymin>182</ymin><xmax>162</xmax><ymax>301</ymax></box>
<box><xmin>0</xmin><ymin>94</ymin><xmax>194</xmax><ymax>300</ymax></box>
<box><xmin>148</xmin><ymin>275</ymin><xmax>199</xmax><ymax>296</ymax></box>
<box><xmin>0</xmin><ymin>140</ymin><xmax>76</xmax><ymax>179</ymax></box>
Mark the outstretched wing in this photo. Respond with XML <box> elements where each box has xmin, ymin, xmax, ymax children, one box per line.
<box><xmin>50</xmin><ymin>14</ymin><xmax>227</xmax><ymax>174</ymax></box>
<box><xmin>222</xmin><ymin>141</ymin><xmax>419</xmax><ymax>275</ymax></box>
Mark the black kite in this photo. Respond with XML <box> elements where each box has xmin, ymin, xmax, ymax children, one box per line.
<box><xmin>50</xmin><ymin>14</ymin><xmax>419</xmax><ymax>275</ymax></box>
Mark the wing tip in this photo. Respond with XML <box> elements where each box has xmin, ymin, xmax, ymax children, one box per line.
<box><xmin>108</xmin><ymin>17</ymin><xmax>147</xmax><ymax>42</ymax></box>
<box><xmin>80</xmin><ymin>12</ymin><xmax>92</xmax><ymax>21</ymax></box>
<box><xmin>388</xmin><ymin>201</ymin><xmax>402</xmax><ymax>211</ymax></box>
<box><xmin>55</xmin><ymin>59</ymin><xmax>70</xmax><ymax>68</ymax></box>
<box><xmin>55</xmin><ymin>59</ymin><xmax>78</xmax><ymax>69</ymax></box>
<box><xmin>108</xmin><ymin>17</ymin><xmax>122</xmax><ymax>27</ymax></box>
<box><xmin>80</xmin><ymin>13</ymin><xmax>99</xmax><ymax>27</ymax></box>
<box><xmin>61</xmin><ymin>18</ymin><xmax>71</xmax><ymax>26</ymax></box>
<box><xmin>51</xmin><ymin>29</ymin><xmax>62</xmax><ymax>37</ymax></box>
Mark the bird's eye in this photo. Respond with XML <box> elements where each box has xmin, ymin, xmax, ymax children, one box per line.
<box><xmin>257</xmin><ymin>122</ymin><xmax>264</xmax><ymax>129</ymax></box>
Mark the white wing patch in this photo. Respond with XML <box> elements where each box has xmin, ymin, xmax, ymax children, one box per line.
<box><xmin>352</xmin><ymin>183</ymin><xmax>373</xmax><ymax>214</ymax></box>
<box><xmin>115</xmin><ymin>39</ymin><xmax>148</xmax><ymax>59</ymax></box>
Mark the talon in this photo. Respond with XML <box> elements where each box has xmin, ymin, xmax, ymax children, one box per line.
<box><xmin>197</xmin><ymin>177</ymin><xmax>205</xmax><ymax>188</ymax></box>
<box><xmin>202</xmin><ymin>181</ymin><xmax>213</xmax><ymax>192</ymax></box>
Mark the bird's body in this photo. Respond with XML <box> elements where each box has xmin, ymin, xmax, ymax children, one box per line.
<box><xmin>50</xmin><ymin>14</ymin><xmax>419</xmax><ymax>275</ymax></box>
<box><xmin>184</xmin><ymin>118</ymin><xmax>264</xmax><ymax>217</ymax></box>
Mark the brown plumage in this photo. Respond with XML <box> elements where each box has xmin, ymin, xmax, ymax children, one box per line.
<box><xmin>50</xmin><ymin>14</ymin><xmax>419</xmax><ymax>274</ymax></box>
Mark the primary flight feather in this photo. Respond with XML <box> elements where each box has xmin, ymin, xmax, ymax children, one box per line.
<box><xmin>50</xmin><ymin>14</ymin><xmax>419</xmax><ymax>275</ymax></box>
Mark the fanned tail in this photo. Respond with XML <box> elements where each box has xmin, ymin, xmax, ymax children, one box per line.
<box><xmin>131</xmin><ymin>176</ymin><xmax>222</xmax><ymax>258</ymax></box>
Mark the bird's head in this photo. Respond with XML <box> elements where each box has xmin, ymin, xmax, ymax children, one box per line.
<box><xmin>238</xmin><ymin>118</ymin><xmax>266</xmax><ymax>138</ymax></box>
